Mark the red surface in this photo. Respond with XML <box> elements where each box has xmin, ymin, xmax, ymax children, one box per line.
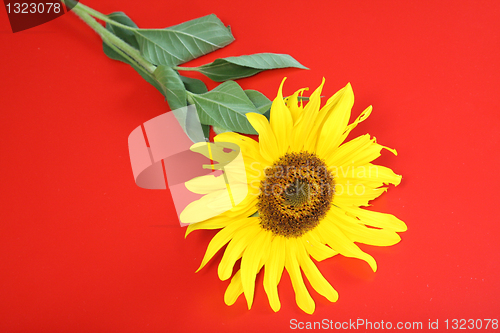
<box><xmin>1</xmin><ymin>1</ymin><xmax>499</xmax><ymax>332</ymax></box>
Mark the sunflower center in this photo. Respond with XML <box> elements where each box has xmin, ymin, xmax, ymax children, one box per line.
<box><xmin>284</xmin><ymin>179</ymin><xmax>310</xmax><ymax>206</ymax></box>
<box><xmin>257</xmin><ymin>152</ymin><xmax>334</xmax><ymax>238</ymax></box>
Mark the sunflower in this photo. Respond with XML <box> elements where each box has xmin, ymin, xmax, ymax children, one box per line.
<box><xmin>181</xmin><ymin>78</ymin><xmax>407</xmax><ymax>314</ymax></box>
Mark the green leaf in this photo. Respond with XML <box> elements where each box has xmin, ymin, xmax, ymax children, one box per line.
<box><xmin>101</xmin><ymin>12</ymin><xmax>167</xmax><ymax>95</ymax></box>
<box><xmin>102</xmin><ymin>12</ymin><xmax>139</xmax><ymax>64</ymax></box>
<box><xmin>130</xmin><ymin>63</ymin><xmax>164</xmax><ymax>95</ymax></box>
<box><xmin>188</xmin><ymin>81</ymin><xmax>263</xmax><ymax>134</ymax></box>
<box><xmin>244</xmin><ymin>90</ymin><xmax>272</xmax><ymax>115</ymax></box>
<box><xmin>172</xmin><ymin>105</ymin><xmax>207</xmax><ymax>143</ymax></box>
<box><xmin>213</xmin><ymin>126</ymin><xmax>230</xmax><ymax>134</ymax></box>
<box><xmin>184</xmin><ymin>53</ymin><xmax>308</xmax><ymax>82</ymax></box>
<box><xmin>201</xmin><ymin>124</ymin><xmax>210</xmax><ymax>139</ymax></box>
<box><xmin>134</xmin><ymin>14</ymin><xmax>234</xmax><ymax>67</ymax></box>
<box><xmin>262</xmin><ymin>109</ymin><xmax>271</xmax><ymax>120</ymax></box>
<box><xmin>179</xmin><ymin>75</ymin><xmax>209</xmax><ymax>138</ymax></box>
<box><xmin>180</xmin><ymin>75</ymin><xmax>208</xmax><ymax>94</ymax></box>
<box><xmin>153</xmin><ymin>66</ymin><xmax>187</xmax><ymax>110</ymax></box>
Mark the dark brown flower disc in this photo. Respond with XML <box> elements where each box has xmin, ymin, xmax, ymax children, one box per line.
<box><xmin>257</xmin><ymin>151</ymin><xmax>334</xmax><ymax>237</ymax></box>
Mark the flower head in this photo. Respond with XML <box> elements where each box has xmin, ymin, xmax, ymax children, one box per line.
<box><xmin>183</xmin><ymin>78</ymin><xmax>406</xmax><ymax>314</ymax></box>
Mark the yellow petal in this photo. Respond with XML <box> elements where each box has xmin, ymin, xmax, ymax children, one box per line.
<box><xmin>221</xmin><ymin>189</ymin><xmax>258</xmax><ymax>217</ymax></box>
<box><xmin>224</xmin><ymin>269</ymin><xmax>243</xmax><ymax>306</ymax></box>
<box><xmin>180</xmin><ymin>184</ymin><xmax>249</xmax><ymax>224</ymax></box>
<box><xmin>301</xmin><ymin>78</ymin><xmax>324</xmax><ymax>118</ymax></box>
<box><xmin>332</xmin><ymin>163</ymin><xmax>401</xmax><ymax>189</ymax></box>
<box><xmin>185</xmin><ymin>174</ymin><xmax>227</xmax><ymax>194</ymax></box>
<box><xmin>285</xmin><ymin>238</ymin><xmax>315</xmax><ymax>314</ymax></box>
<box><xmin>215</xmin><ymin>131</ymin><xmax>263</xmax><ymax>163</ymax></box>
<box><xmin>185</xmin><ymin>218</ymin><xmax>232</xmax><ymax>236</ymax></box>
<box><xmin>214</xmin><ymin>131</ymin><xmax>258</xmax><ymax>150</ymax></box>
<box><xmin>285</xmin><ymin>88</ymin><xmax>307</xmax><ymax>123</ymax></box>
<box><xmin>218</xmin><ymin>223</ymin><xmax>261</xmax><ymax>280</ymax></box>
<box><xmin>302</xmin><ymin>101</ymin><xmax>335</xmax><ymax>152</ymax></box>
<box><xmin>296</xmin><ymin>239</ymin><xmax>339</xmax><ymax>302</ymax></box>
<box><xmin>180</xmin><ymin>188</ymin><xmax>230</xmax><ymax>223</ymax></box>
<box><xmin>246</xmin><ymin>112</ymin><xmax>280</xmax><ymax>163</ymax></box>
<box><xmin>240</xmin><ymin>230</ymin><xmax>270</xmax><ymax>309</ymax></box>
<box><xmin>263</xmin><ymin>236</ymin><xmax>286</xmax><ymax>312</ymax></box>
<box><xmin>195</xmin><ymin>217</ymin><xmax>255</xmax><ymax>272</ymax></box>
<box><xmin>370</xmin><ymin>164</ymin><xmax>402</xmax><ymax>186</ymax></box>
<box><xmin>342</xmin><ymin>205</ymin><xmax>407</xmax><ymax>232</ymax></box>
<box><xmin>301</xmin><ymin>231</ymin><xmax>338</xmax><ymax>262</ymax></box>
<box><xmin>338</xmin><ymin>105</ymin><xmax>372</xmax><ymax>145</ymax></box>
<box><xmin>333</xmin><ymin>186</ymin><xmax>387</xmax><ymax>207</ymax></box>
<box><xmin>318</xmin><ymin>215</ymin><xmax>377</xmax><ymax>272</ymax></box>
<box><xmin>270</xmin><ymin>78</ymin><xmax>293</xmax><ymax>155</ymax></box>
<box><xmin>316</xmin><ymin>83</ymin><xmax>354</xmax><ymax>157</ymax></box>
<box><xmin>184</xmin><ymin>180</ymin><xmax>259</xmax><ymax>236</ymax></box>
<box><xmin>225</xmin><ymin>245</ymin><xmax>270</xmax><ymax>308</ymax></box>
<box><xmin>189</xmin><ymin>141</ymin><xmax>241</xmax><ymax>171</ymax></box>
<box><xmin>330</xmin><ymin>207</ymin><xmax>402</xmax><ymax>246</ymax></box>
<box><xmin>328</xmin><ymin>134</ymin><xmax>397</xmax><ymax>168</ymax></box>
<box><xmin>291</xmin><ymin>79</ymin><xmax>325</xmax><ymax>151</ymax></box>
<box><xmin>243</xmin><ymin>161</ymin><xmax>266</xmax><ymax>187</ymax></box>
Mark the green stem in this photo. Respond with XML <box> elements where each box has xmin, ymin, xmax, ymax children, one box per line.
<box><xmin>65</xmin><ymin>0</ymin><xmax>137</xmax><ymax>31</ymax></box>
<box><xmin>69</xmin><ymin>2</ymin><xmax>156</xmax><ymax>74</ymax></box>
<box><xmin>186</xmin><ymin>91</ymin><xmax>196</xmax><ymax>104</ymax></box>
<box><xmin>173</xmin><ymin>66</ymin><xmax>202</xmax><ymax>72</ymax></box>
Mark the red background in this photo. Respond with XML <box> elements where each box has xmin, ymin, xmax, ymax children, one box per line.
<box><xmin>1</xmin><ymin>0</ymin><xmax>499</xmax><ymax>332</ymax></box>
